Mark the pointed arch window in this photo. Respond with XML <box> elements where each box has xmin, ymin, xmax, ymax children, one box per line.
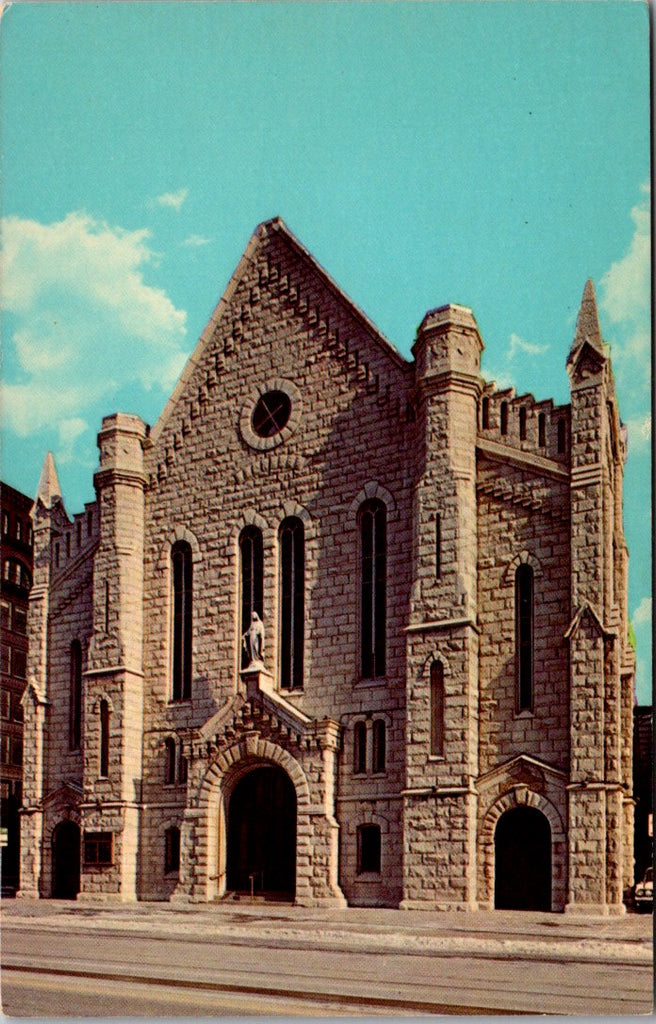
<box><xmin>239</xmin><ymin>526</ymin><xmax>263</xmax><ymax>669</ymax></box>
<box><xmin>372</xmin><ymin>719</ymin><xmax>386</xmax><ymax>773</ymax></box>
<box><xmin>69</xmin><ymin>640</ymin><xmax>82</xmax><ymax>751</ymax></box>
<box><xmin>516</xmin><ymin>564</ymin><xmax>534</xmax><ymax>711</ymax></box>
<box><xmin>359</xmin><ymin>499</ymin><xmax>386</xmax><ymax>679</ymax></box>
<box><xmin>354</xmin><ymin>722</ymin><xmax>367</xmax><ymax>774</ymax></box>
<box><xmin>171</xmin><ymin>541</ymin><xmax>193</xmax><ymax>701</ymax></box>
<box><xmin>279</xmin><ymin>517</ymin><xmax>304</xmax><ymax>690</ymax></box>
<box><xmin>430</xmin><ymin>661</ymin><xmax>445</xmax><ymax>756</ymax></box>
<box><xmin>99</xmin><ymin>699</ymin><xmax>110</xmax><ymax>777</ymax></box>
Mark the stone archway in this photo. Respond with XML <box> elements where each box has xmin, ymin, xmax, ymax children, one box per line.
<box><xmin>226</xmin><ymin>764</ymin><xmax>296</xmax><ymax>899</ymax></box>
<box><xmin>51</xmin><ymin>820</ymin><xmax>80</xmax><ymax>899</ymax></box>
<box><xmin>494</xmin><ymin>805</ymin><xmax>551</xmax><ymax>911</ymax></box>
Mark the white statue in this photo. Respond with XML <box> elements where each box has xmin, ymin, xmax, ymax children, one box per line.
<box><xmin>242</xmin><ymin>611</ymin><xmax>265</xmax><ymax>666</ymax></box>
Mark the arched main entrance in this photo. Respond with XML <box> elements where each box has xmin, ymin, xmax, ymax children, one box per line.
<box><xmin>495</xmin><ymin>805</ymin><xmax>551</xmax><ymax>911</ymax></box>
<box><xmin>52</xmin><ymin>821</ymin><xmax>81</xmax><ymax>899</ymax></box>
<box><xmin>226</xmin><ymin>765</ymin><xmax>296</xmax><ymax>900</ymax></box>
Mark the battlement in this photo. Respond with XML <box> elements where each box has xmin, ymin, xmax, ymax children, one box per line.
<box><xmin>478</xmin><ymin>384</ymin><xmax>570</xmax><ymax>465</ymax></box>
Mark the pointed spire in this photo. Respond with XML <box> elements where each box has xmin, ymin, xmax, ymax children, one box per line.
<box><xmin>35</xmin><ymin>452</ymin><xmax>62</xmax><ymax>509</ymax></box>
<box><xmin>570</xmin><ymin>279</ymin><xmax>605</xmax><ymax>359</ymax></box>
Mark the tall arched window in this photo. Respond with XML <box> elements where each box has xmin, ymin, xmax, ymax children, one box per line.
<box><xmin>99</xmin><ymin>699</ymin><xmax>110</xmax><ymax>777</ymax></box>
<box><xmin>372</xmin><ymin>719</ymin><xmax>386</xmax><ymax>773</ymax></box>
<box><xmin>557</xmin><ymin>417</ymin><xmax>567</xmax><ymax>454</ymax></box>
<box><xmin>481</xmin><ymin>396</ymin><xmax>490</xmax><ymax>429</ymax></box>
<box><xmin>69</xmin><ymin>640</ymin><xmax>82</xmax><ymax>751</ymax></box>
<box><xmin>516</xmin><ymin>564</ymin><xmax>534</xmax><ymax>711</ymax></box>
<box><xmin>239</xmin><ymin>526</ymin><xmax>264</xmax><ymax>668</ymax></box>
<box><xmin>359</xmin><ymin>499</ymin><xmax>386</xmax><ymax>679</ymax></box>
<box><xmin>354</xmin><ymin>722</ymin><xmax>367</xmax><ymax>774</ymax></box>
<box><xmin>430</xmin><ymin>661</ymin><xmax>445</xmax><ymax>756</ymax></box>
<box><xmin>279</xmin><ymin>517</ymin><xmax>304</xmax><ymax>690</ymax></box>
<box><xmin>171</xmin><ymin>541</ymin><xmax>193</xmax><ymax>700</ymax></box>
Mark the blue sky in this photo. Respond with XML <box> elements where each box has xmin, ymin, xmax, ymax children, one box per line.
<box><xmin>1</xmin><ymin>2</ymin><xmax>651</xmax><ymax>699</ymax></box>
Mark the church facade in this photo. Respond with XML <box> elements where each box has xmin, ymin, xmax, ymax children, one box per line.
<box><xmin>19</xmin><ymin>218</ymin><xmax>635</xmax><ymax>912</ymax></box>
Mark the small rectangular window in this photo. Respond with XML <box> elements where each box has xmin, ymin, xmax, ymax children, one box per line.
<box><xmin>13</xmin><ymin>606</ymin><xmax>27</xmax><ymax>635</ymax></box>
<box><xmin>84</xmin><ymin>832</ymin><xmax>113</xmax><ymax>867</ymax></box>
<box><xmin>11</xmin><ymin>739</ymin><xmax>23</xmax><ymax>766</ymax></box>
<box><xmin>0</xmin><ymin>600</ymin><xmax>11</xmax><ymax>631</ymax></box>
<box><xmin>1</xmin><ymin>690</ymin><xmax>11</xmax><ymax>720</ymax></box>
<box><xmin>500</xmin><ymin>402</ymin><xmax>508</xmax><ymax>435</ymax></box>
<box><xmin>1</xmin><ymin>645</ymin><xmax>10</xmax><ymax>675</ymax></box>
<box><xmin>12</xmin><ymin>649</ymin><xmax>26</xmax><ymax>679</ymax></box>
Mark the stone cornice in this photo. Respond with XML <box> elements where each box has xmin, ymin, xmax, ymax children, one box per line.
<box><xmin>477</xmin><ymin>438</ymin><xmax>569</xmax><ymax>481</ymax></box>
<box><xmin>405</xmin><ymin>616</ymin><xmax>479</xmax><ymax>635</ymax></box>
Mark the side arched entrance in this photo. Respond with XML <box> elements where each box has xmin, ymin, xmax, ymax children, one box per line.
<box><xmin>226</xmin><ymin>764</ymin><xmax>297</xmax><ymax>900</ymax></box>
<box><xmin>494</xmin><ymin>805</ymin><xmax>551</xmax><ymax>911</ymax></box>
<box><xmin>52</xmin><ymin>820</ymin><xmax>81</xmax><ymax>899</ymax></box>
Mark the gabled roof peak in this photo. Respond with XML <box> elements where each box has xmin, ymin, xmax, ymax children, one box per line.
<box><xmin>35</xmin><ymin>452</ymin><xmax>62</xmax><ymax>509</ymax></box>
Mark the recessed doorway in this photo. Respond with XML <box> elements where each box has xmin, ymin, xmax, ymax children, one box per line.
<box><xmin>494</xmin><ymin>805</ymin><xmax>551</xmax><ymax>911</ymax></box>
<box><xmin>226</xmin><ymin>764</ymin><xmax>296</xmax><ymax>900</ymax></box>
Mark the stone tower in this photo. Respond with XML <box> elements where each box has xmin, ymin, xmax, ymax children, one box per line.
<box><xmin>565</xmin><ymin>280</ymin><xmax>635</xmax><ymax>913</ymax></box>
<box><xmin>402</xmin><ymin>304</ymin><xmax>484</xmax><ymax>909</ymax></box>
<box><xmin>80</xmin><ymin>413</ymin><xmax>148</xmax><ymax>900</ymax></box>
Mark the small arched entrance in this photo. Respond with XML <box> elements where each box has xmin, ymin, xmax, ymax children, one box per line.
<box><xmin>495</xmin><ymin>805</ymin><xmax>551</xmax><ymax>911</ymax></box>
<box><xmin>52</xmin><ymin>820</ymin><xmax>81</xmax><ymax>899</ymax></box>
<box><xmin>226</xmin><ymin>764</ymin><xmax>296</xmax><ymax>900</ymax></box>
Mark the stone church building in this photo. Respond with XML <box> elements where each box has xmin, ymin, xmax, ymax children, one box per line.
<box><xmin>19</xmin><ymin>218</ymin><xmax>635</xmax><ymax>912</ymax></box>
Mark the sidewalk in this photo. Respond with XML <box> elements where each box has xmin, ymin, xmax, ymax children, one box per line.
<box><xmin>2</xmin><ymin>898</ymin><xmax>652</xmax><ymax>966</ymax></box>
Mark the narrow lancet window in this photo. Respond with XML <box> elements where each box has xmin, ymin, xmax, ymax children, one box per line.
<box><xmin>430</xmin><ymin>661</ymin><xmax>445</xmax><ymax>756</ymax></box>
<box><xmin>171</xmin><ymin>541</ymin><xmax>193</xmax><ymax>700</ymax></box>
<box><xmin>500</xmin><ymin>402</ymin><xmax>508</xmax><ymax>436</ymax></box>
<box><xmin>279</xmin><ymin>517</ymin><xmax>304</xmax><ymax>690</ymax></box>
<box><xmin>538</xmin><ymin>412</ymin><xmax>546</xmax><ymax>447</ymax></box>
<box><xmin>481</xmin><ymin>396</ymin><xmax>490</xmax><ymax>429</ymax></box>
<box><xmin>519</xmin><ymin>407</ymin><xmax>527</xmax><ymax>441</ymax></box>
<box><xmin>164</xmin><ymin>737</ymin><xmax>176</xmax><ymax>785</ymax></box>
<box><xmin>99</xmin><ymin>699</ymin><xmax>110</xmax><ymax>777</ymax></box>
<box><xmin>69</xmin><ymin>640</ymin><xmax>82</xmax><ymax>751</ymax></box>
<box><xmin>239</xmin><ymin>526</ymin><xmax>263</xmax><ymax>668</ymax></box>
<box><xmin>557</xmin><ymin>418</ymin><xmax>567</xmax><ymax>454</ymax></box>
<box><xmin>359</xmin><ymin>499</ymin><xmax>386</xmax><ymax>679</ymax></box>
<box><xmin>435</xmin><ymin>513</ymin><xmax>442</xmax><ymax>579</ymax></box>
<box><xmin>516</xmin><ymin>564</ymin><xmax>534</xmax><ymax>711</ymax></box>
<box><xmin>354</xmin><ymin>722</ymin><xmax>366</xmax><ymax>774</ymax></box>
<box><xmin>372</xmin><ymin>719</ymin><xmax>386</xmax><ymax>773</ymax></box>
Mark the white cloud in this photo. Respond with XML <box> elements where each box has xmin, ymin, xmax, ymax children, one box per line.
<box><xmin>56</xmin><ymin>418</ymin><xmax>90</xmax><ymax>465</ymax></box>
<box><xmin>626</xmin><ymin>413</ymin><xmax>652</xmax><ymax>452</ymax></box>
<box><xmin>599</xmin><ymin>183</ymin><xmax>651</xmax><ymax>382</ymax></box>
<box><xmin>507</xmin><ymin>333</ymin><xmax>549</xmax><ymax>359</ymax></box>
<box><xmin>1</xmin><ymin>212</ymin><xmax>188</xmax><ymax>437</ymax></box>
<box><xmin>154</xmin><ymin>188</ymin><xmax>189</xmax><ymax>212</ymax></box>
<box><xmin>600</xmin><ymin>183</ymin><xmax>650</xmax><ymax>323</ymax></box>
<box><xmin>182</xmin><ymin>234</ymin><xmax>211</xmax><ymax>248</ymax></box>
<box><xmin>632</xmin><ymin>596</ymin><xmax>652</xmax><ymax>629</ymax></box>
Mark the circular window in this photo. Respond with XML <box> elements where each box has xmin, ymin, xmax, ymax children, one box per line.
<box><xmin>252</xmin><ymin>390</ymin><xmax>292</xmax><ymax>439</ymax></box>
<box><xmin>239</xmin><ymin>379</ymin><xmax>302</xmax><ymax>452</ymax></box>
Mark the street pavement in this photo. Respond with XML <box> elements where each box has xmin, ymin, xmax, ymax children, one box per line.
<box><xmin>1</xmin><ymin>899</ymin><xmax>653</xmax><ymax>1016</ymax></box>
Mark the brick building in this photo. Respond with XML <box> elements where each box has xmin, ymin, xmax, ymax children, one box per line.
<box><xmin>1</xmin><ymin>482</ymin><xmax>34</xmax><ymax>895</ymax></box>
<box><xmin>19</xmin><ymin>218</ymin><xmax>635</xmax><ymax>912</ymax></box>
